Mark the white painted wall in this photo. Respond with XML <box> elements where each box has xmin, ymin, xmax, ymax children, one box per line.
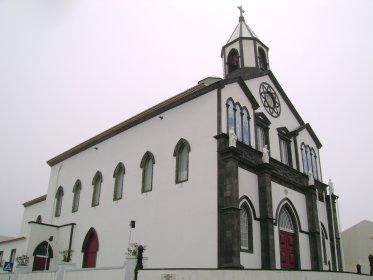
<box><xmin>20</xmin><ymin>200</ymin><xmax>46</xmax><ymax>237</ymax></box>
<box><xmin>42</xmin><ymin>89</ymin><xmax>219</xmax><ymax>269</ymax></box>
<box><xmin>238</xmin><ymin>168</ymin><xmax>259</xmax><ymax>216</ymax></box>
<box><xmin>342</xmin><ymin>220</ymin><xmax>373</xmax><ymax>274</ymax></box>
<box><xmin>245</xmin><ymin>76</ymin><xmax>301</xmax><ymax>163</ymax></box>
<box><xmin>242</xmin><ymin>40</ymin><xmax>256</xmax><ymax>67</ymax></box>
<box><xmin>26</xmin><ymin>223</ymin><xmax>59</xmax><ymax>271</ymax></box>
<box><xmin>0</xmin><ymin>238</ymin><xmax>26</xmax><ymax>267</ymax></box>
<box><xmin>237</xmin><ymin>168</ymin><xmax>261</xmax><ymax>268</ymax></box>
<box><xmin>139</xmin><ymin>269</ymin><xmax>372</xmax><ymax>280</ymax></box>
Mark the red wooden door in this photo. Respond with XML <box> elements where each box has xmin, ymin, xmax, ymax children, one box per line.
<box><xmin>84</xmin><ymin>234</ymin><xmax>98</xmax><ymax>268</ymax></box>
<box><xmin>280</xmin><ymin>230</ymin><xmax>297</xmax><ymax>269</ymax></box>
<box><xmin>32</xmin><ymin>256</ymin><xmax>50</xmax><ymax>271</ymax></box>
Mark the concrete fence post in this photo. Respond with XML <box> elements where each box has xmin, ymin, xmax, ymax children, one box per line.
<box><xmin>57</xmin><ymin>262</ymin><xmax>76</xmax><ymax>280</ymax></box>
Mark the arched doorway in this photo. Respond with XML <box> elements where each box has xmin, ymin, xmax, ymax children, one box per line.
<box><xmin>278</xmin><ymin>207</ymin><xmax>298</xmax><ymax>269</ymax></box>
<box><xmin>32</xmin><ymin>241</ymin><xmax>53</xmax><ymax>271</ymax></box>
<box><xmin>82</xmin><ymin>228</ymin><xmax>99</xmax><ymax>268</ymax></box>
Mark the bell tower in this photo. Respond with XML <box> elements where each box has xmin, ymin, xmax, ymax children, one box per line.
<box><xmin>222</xmin><ymin>6</ymin><xmax>270</xmax><ymax>78</ymax></box>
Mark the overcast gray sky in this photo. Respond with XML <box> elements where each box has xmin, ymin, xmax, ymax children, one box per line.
<box><xmin>0</xmin><ymin>0</ymin><xmax>372</xmax><ymax>237</ymax></box>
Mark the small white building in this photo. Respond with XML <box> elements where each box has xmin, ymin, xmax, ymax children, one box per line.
<box><xmin>0</xmin><ymin>9</ymin><xmax>343</xmax><ymax>272</ymax></box>
<box><xmin>342</xmin><ymin>220</ymin><xmax>373</xmax><ymax>274</ymax></box>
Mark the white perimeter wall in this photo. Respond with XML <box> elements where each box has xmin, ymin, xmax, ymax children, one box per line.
<box><xmin>139</xmin><ymin>269</ymin><xmax>371</xmax><ymax>280</ymax></box>
<box><xmin>43</xmin><ymin>89</ymin><xmax>219</xmax><ymax>269</ymax></box>
<box><xmin>342</xmin><ymin>221</ymin><xmax>373</xmax><ymax>274</ymax></box>
<box><xmin>0</xmin><ymin>239</ymin><xmax>26</xmax><ymax>266</ymax></box>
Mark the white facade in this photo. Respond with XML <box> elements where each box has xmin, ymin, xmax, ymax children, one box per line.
<box><xmin>0</xmin><ymin>11</ymin><xmax>342</xmax><ymax>274</ymax></box>
<box><xmin>342</xmin><ymin>220</ymin><xmax>373</xmax><ymax>274</ymax></box>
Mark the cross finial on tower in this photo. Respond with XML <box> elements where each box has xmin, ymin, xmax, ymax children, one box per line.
<box><xmin>238</xmin><ymin>5</ymin><xmax>245</xmax><ymax>22</ymax></box>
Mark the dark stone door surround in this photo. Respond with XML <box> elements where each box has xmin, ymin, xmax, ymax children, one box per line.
<box><xmin>216</xmin><ymin>133</ymin><xmax>329</xmax><ymax>270</ymax></box>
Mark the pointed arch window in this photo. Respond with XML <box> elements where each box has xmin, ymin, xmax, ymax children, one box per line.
<box><xmin>82</xmin><ymin>228</ymin><xmax>99</xmax><ymax>268</ymax></box>
<box><xmin>174</xmin><ymin>139</ymin><xmax>191</xmax><ymax>183</ymax></box>
<box><xmin>227</xmin><ymin>48</ymin><xmax>239</xmax><ymax>73</ymax></box>
<box><xmin>227</xmin><ymin>98</ymin><xmax>235</xmax><ymax>133</ymax></box>
<box><xmin>258</xmin><ymin>47</ymin><xmax>268</xmax><ymax>70</ymax></box>
<box><xmin>113</xmin><ymin>163</ymin><xmax>125</xmax><ymax>201</ymax></box>
<box><xmin>242</xmin><ymin>108</ymin><xmax>250</xmax><ymax>145</ymax></box>
<box><xmin>279</xmin><ymin>207</ymin><xmax>294</xmax><ymax>232</ymax></box>
<box><xmin>92</xmin><ymin>171</ymin><xmax>102</xmax><ymax>207</ymax></box>
<box><xmin>301</xmin><ymin>143</ymin><xmax>319</xmax><ymax>180</ymax></box>
<box><xmin>72</xmin><ymin>180</ymin><xmax>81</xmax><ymax>212</ymax></box>
<box><xmin>301</xmin><ymin>143</ymin><xmax>308</xmax><ymax>173</ymax></box>
<box><xmin>240</xmin><ymin>204</ymin><xmax>253</xmax><ymax>253</ymax></box>
<box><xmin>306</xmin><ymin>146</ymin><xmax>312</xmax><ymax>175</ymax></box>
<box><xmin>55</xmin><ymin>186</ymin><xmax>64</xmax><ymax>217</ymax></box>
<box><xmin>226</xmin><ymin>98</ymin><xmax>251</xmax><ymax>145</ymax></box>
<box><xmin>310</xmin><ymin>148</ymin><xmax>319</xmax><ymax>180</ymax></box>
<box><xmin>36</xmin><ymin>215</ymin><xmax>42</xmax><ymax>223</ymax></box>
<box><xmin>235</xmin><ymin>105</ymin><xmax>243</xmax><ymax>142</ymax></box>
<box><xmin>140</xmin><ymin>152</ymin><xmax>155</xmax><ymax>193</ymax></box>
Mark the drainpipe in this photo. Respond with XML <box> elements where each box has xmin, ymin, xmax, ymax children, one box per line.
<box><xmin>68</xmin><ymin>224</ymin><xmax>75</xmax><ymax>262</ymax></box>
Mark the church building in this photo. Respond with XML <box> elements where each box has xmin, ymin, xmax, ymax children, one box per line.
<box><xmin>0</xmin><ymin>8</ymin><xmax>343</xmax><ymax>272</ymax></box>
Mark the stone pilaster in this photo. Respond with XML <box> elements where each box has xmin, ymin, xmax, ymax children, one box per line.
<box><xmin>217</xmin><ymin>135</ymin><xmax>243</xmax><ymax>269</ymax></box>
<box><xmin>257</xmin><ymin>163</ymin><xmax>276</xmax><ymax>269</ymax></box>
<box><xmin>326</xmin><ymin>194</ymin><xmax>343</xmax><ymax>271</ymax></box>
<box><xmin>305</xmin><ymin>186</ymin><xmax>323</xmax><ymax>270</ymax></box>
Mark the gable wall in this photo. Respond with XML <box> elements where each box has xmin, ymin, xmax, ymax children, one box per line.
<box><xmin>43</xmin><ymin>89</ymin><xmax>219</xmax><ymax>268</ymax></box>
<box><xmin>245</xmin><ymin>76</ymin><xmax>300</xmax><ymax>162</ymax></box>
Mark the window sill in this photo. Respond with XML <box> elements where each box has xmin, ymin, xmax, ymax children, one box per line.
<box><xmin>240</xmin><ymin>248</ymin><xmax>253</xmax><ymax>254</ymax></box>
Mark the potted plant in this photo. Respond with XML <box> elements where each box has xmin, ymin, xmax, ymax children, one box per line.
<box><xmin>15</xmin><ymin>254</ymin><xmax>29</xmax><ymax>266</ymax></box>
<box><xmin>126</xmin><ymin>243</ymin><xmax>146</xmax><ymax>257</ymax></box>
<box><xmin>59</xmin><ymin>249</ymin><xmax>74</xmax><ymax>262</ymax></box>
